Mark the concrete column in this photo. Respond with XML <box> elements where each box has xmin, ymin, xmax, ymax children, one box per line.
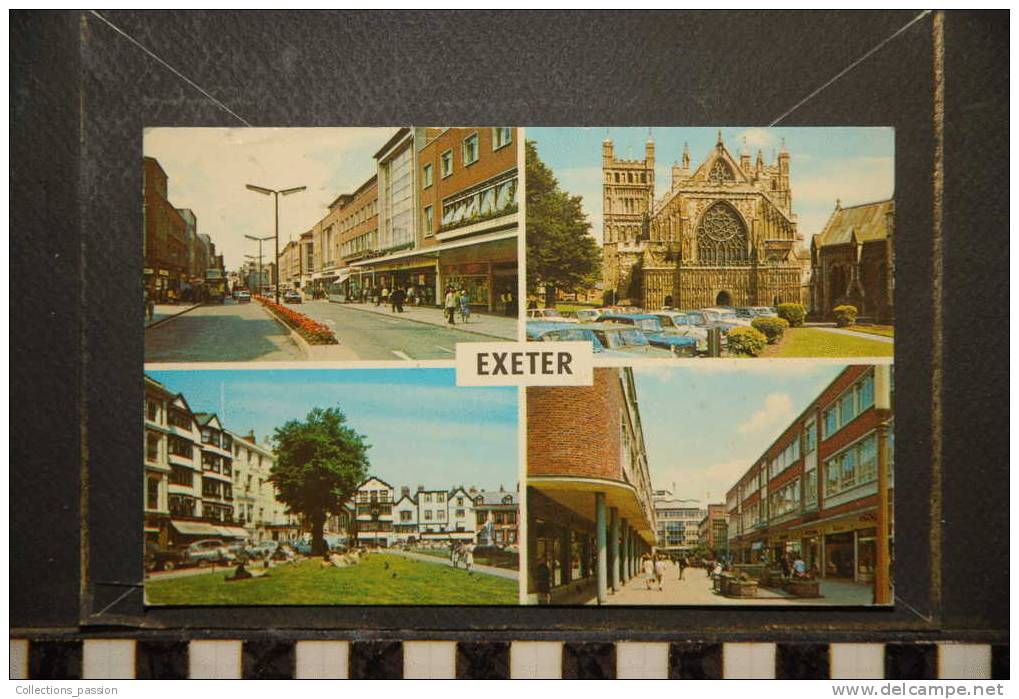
<box><xmin>621</xmin><ymin>519</ymin><xmax>630</xmax><ymax>583</ymax></box>
<box><xmin>609</xmin><ymin>507</ymin><xmax>620</xmax><ymax>592</ymax></box>
<box><xmin>596</xmin><ymin>492</ymin><xmax>607</xmax><ymax>605</ymax></box>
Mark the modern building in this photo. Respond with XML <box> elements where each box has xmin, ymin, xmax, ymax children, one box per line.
<box><xmin>698</xmin><ymin>503</ymin><xmax>729</xmax><ymax>556</ymax></box>
<box><xmin>602</xmin><ymin>134</ymin><xmax>803</xmax><ymax>309</ymax></box>
<box><xmin>809</xmin><ymin>199</ymin><xmax>895</xmax><ymax>322</ymax></box>
<box><xmin>527</xmin><ymin>368</ymin><xmax>657</xmax><ymax>604</ymax></box>
<box><xmin>278</xmin><ymin>238</ymin><xmax>304</xmax><ymax>291</ymax></box>
<box><xmin>653</xmin><ymin>492</ymin><xmax>706</xmax><ymax>556</ymax></box>
<box><xmin>143</xmin><ymin>157</ymin><xmax>189</xmax><ymax>301</ymax></box>
<box><xmin>725</xmin><ymin>365</ymin><xmax>894</xmax><ymax>588</ymax></box>
<box><xmin>333</xmin><ymin>175</ymin><xmax>378</xmax><ymax>300</ymax></box>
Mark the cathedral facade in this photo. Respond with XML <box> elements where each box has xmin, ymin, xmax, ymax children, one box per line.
<box><xmin>602</xmin><ymin>134</ymin><xmax>803</xmax><ymax>310</ymax></box>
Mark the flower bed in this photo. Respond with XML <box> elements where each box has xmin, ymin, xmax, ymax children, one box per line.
<box><xmin>255</xmin><ymin>296</ymin><xmax>338</xmax><ymax>345</ymax></box>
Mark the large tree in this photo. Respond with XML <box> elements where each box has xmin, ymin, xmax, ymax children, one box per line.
<box><xmin>525</xmin><ymin>140</ymin><xmax>601</xmax><ymax>307</ymax></box>
<box><xmin>270</xmin><ymin>406</ymin><xmax>370</xmax><ymax>555</ymax></box>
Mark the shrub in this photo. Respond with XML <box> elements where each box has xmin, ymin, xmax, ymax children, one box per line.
<box><xmin>776</xmin><ymin>303</ymin><xmax>806</xmax><ymax>327</ymax></box>
<box><xmin>726</xmin><ymin>326</ymin><xmax>767</xmax><ymax>357</ymax></box>
<box><xmin>751</xmin><ymin>316</ymin><xmax>789</xmax><ymax>344</ymax></box>
<box><xmin>833</xmin><ymin>305</ymin><xmax>858</xmax><ymax>327</ymax></box>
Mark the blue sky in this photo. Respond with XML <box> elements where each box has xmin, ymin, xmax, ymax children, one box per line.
<box><xmin>527</xmin><ymin>127</ymin><xmax>895</xmax><ymax>247</ymax></box>
<box><xmin>144</xmin><ymin>128</ymin><xmax>397</xmax><ymax>270</ymax></box>
<box><xmin>633</xmin><ymin>363</ymin><xmax>847</xmax><ymax>503</ymax></box>
<box><xmin>147</xmin><ymin>368</ymin><xmax>519</xmax><ymax>492</ymax></box>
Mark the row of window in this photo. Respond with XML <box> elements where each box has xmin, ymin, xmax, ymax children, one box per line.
<box><xmin>201</xmin><ymin>477</ymin><xmax>233</xmax><ymax>501</ymax></box>
<box><xmin>423</xmin><ymin>128</ymin><xmax>513</xmax><ymax>188</ymax></box>
<box><xmin>823</xmin><ymin>372</ymin><xmax>875</xmax><ymax>438</ymax></box>
<box><xmin>340</xmin><ymin>230</ymin><xmax>376</xmax><ymax>258</ymax></box>
<box><xmin>438</xmin><ymin>175</ymin><xmax>517</xmax><ymax>230</ymax></box>
<box><xmin>338</xmin><ymin>198</ymin><xmax>378</xmax><ymax>235</ymax></box>
<box><xmin>606</xmin><ymin>170</ymin><xmax>651</xmax><ymax>184</ymax></box>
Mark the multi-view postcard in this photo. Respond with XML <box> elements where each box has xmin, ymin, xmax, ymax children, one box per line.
<box><xmin>142</xmin><ymin>126</ymin><xmax>894</xmax><ymax>607</ymax></box>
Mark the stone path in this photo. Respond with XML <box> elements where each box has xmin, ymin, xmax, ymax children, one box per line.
<box><xmin>806</xmin><ymin>324</ymin><xmax>895</xmax><ymax>344</ymax></box>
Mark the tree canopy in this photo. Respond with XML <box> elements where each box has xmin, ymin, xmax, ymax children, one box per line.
<box><xmin>525</xmin><ymin>140</ymin><xmax>601</xmax><ymax>305</ymax></box>
<box><xmin>270</xmin><ymin>406</ymin><xmax>370</xmax><ymax>554</ymax></box>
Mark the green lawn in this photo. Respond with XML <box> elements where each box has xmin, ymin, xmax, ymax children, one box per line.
<box><xmin>145</xmin><ymin>554</ymin><xmax>517</xmax><ymax>606</ymax></box>
<box><xmin>765</xmin><ymin>327</ymin><xmax>894</xmax><ymax>358</ymax></box>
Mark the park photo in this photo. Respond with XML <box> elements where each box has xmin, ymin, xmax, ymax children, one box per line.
<box><xmin>526</xmin><ymin>363</ymin><xmax>894</xmax><ymax>606</ymax></box>
<box><xmin>144</xmin><ymin>127</ymin><xmax>520</xmax><ymax>363</ymax></box>
<box><xmin>525</xmin><ymin>127</ymin><xmax>895</xmax><ymax>359</ymax></box>
<box><xmin>143</xmin><ymin>368</ymin><xmax>520</xmax><ymax>605</ymax></box>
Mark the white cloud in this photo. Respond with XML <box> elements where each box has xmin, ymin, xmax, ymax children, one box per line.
<box><xmin>655</xmin><ymin>457</ymin><xmax>752</xmax><ymax>503</ymax></box>
<box><xmin>737</xmin><ymin>392</ymin><xmax>794</xmax><ymax>434</ymax></box>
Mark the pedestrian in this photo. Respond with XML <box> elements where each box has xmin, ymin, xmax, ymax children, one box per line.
<box><xmin>653</xmin><ymin>555</ymin><xmax>664</xmax><ymax>591</ymax></box>
<box><xmin>444</xmin><ymin>286</ymin><xmax>457</xmax><ymax>324</ymax></box>
<box><xmin>642</xmin><ymin>554</ymin><xmax>654</xmax><ymax>590</ymax></box>
<box><xmin>534</xmin><ymin>557</ymin><xmax>552</xmax><ymax>605</ymax></box>
<box><xmin>678</xmin><ymin>555</ymin><xmax>687</xmax><ymax>580</ymax></box>
<box><xmin>780</xmin><ymin>552</ymin><xmax>792</xmax><ymax>578</ymax></box>
<box><xmin>459</xmin><ymin>288</ymin><xmax>470</xmax><ymax>323</ymax></box>
<box><xmin>464</xmin><ymin>543</ymin><xmax>474</xmax><ymax>572</ymax></box>
<box><xmin>527</xmin><ymin>297</ymin><xmax>538</xmax><ymax>310</ymax></box>
<box><xmin>503</xmin><ymin>288</ymin><xmax>515</xmax><ymax>316</ymax></box>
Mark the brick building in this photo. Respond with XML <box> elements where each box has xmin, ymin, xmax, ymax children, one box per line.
<box><xmin>527</xmin><ymin>368</ymin><xmax>656</xmax><ymax>604</ymax></box>
<box><xmin>143</xmin><ymin>157</ymin><xmax>188</xmax><ymax>301</ymax></box>
<box><xmin>810</xmin><ymin>199</ymin><xmax>895</xmax><ymax>322</ymax></box>
<box><xmin>333</xmin><ymin>175</ymin><xmax>378</xmax><ymax>300</ymax></box>
<box><xmin>698</xmin><ymin>503</ymin><xmax>729</xmax><ymax>556</ymax></box>
<box><xmin>726</xmin><ymin>365</ymin><xmax>894</xmax><ymax>592</ymax></box>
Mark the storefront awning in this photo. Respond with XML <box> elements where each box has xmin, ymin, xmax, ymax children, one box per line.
<box><xmin>215</xmin><ymin>525</ymin><xmax>249</xmax><ymax>539</ymax></box>
<box><xmin>171</xmin><ymin>520</ymin><xmax>222</xmax><ymax>537</ymax></box>
<box><xmin>336</xmin><ymin>269</ymin><xmax>351</xmax><ymax>284</ymax></box>
<box><xmin>349</xmin><ymin>229</ymin><xmax>516</xmax><ymax>269</ymax></box>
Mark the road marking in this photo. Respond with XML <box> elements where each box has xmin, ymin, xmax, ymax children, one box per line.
<box><xmin>435</xmin><ymin>346</ymin><xmax>455</xmax><ymax>354</ymax></box>
<box><xmin>391</xmin><ymin>350</ymin><xmax>412</xmax><ymax>360</ymax></box>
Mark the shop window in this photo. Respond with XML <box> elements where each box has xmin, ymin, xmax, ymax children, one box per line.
<box><xmin>462</xmin><ymin>132</ymin><xmax>479</xmax><ymax>165</ymax></box>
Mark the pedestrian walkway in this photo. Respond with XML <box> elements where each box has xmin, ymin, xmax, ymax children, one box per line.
<box><xmin>806</xmin><ymin>323</ymin><xmax>895</xmax><ymax>344</ymax></box>
<box><xmin>600</xmin><ymin>561</ymin><xmax>874</xmax><ymax>606</ymax></box>
<box><xmin>329</xmin><ymin>300</ymin><xmax>518</xmax><ymax>340</ymax></box>
<box><xmin>385</xmin><ymin>549</ymin><xmax>519</xmax><ymax>581</ymax></box>
<box><xmin>146</xmin><ymin>303</ymin><xmax>202</xmax><ymax>328</ymax></box>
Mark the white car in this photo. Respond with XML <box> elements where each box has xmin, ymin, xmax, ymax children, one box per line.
<box><xmin>526</xmin><ymin>308</ymin><xmax>579</xmax><ymax>323</ymax></box>
<box><xmin>652</xmin><ymin>311</ymin><xmax>710</xmax><ymax>353</ymax></box>
<box><xmin>703</xmin><ymin>307</ymin><xmax>753</xmax><ymax>327</ymax></box>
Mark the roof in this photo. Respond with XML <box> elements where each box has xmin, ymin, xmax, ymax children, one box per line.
<box><xmin>473</xmin><ymin>490</ymin><xmax>519</xmax><ymax>506</ymax></box>
<box><xmin>374</xmin><ymin>127</ymin><xmax>411</xmax><ymax>161</ymax></box>
<box><xmin>816</xmin><ymin>199</ymin><xmax>894</xmax><ymax>247</ymax></box>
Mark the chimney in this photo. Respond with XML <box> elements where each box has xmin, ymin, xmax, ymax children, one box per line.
<box><xmin>417</xmin><ymin>484</ymin><xmax>424</xmax><ymax>492</ymax></box>
<box><xmin>401</xmin><ymin>486</ymin><xmax>410</xmax><ymax>498</ymax></box>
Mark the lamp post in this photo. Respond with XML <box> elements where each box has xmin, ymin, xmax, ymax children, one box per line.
<box><xmin>246</xmin><ymin>184</ymin><xmax>306</xmax><ymax>304</ymax></box>
<box><xmin>244</xmin><ymin>235</ymin><xmax>273</xmax><ymax>296</ymax></box>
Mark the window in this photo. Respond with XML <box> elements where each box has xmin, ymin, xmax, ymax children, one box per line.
<box><xmin>437</xmin><ymin>510</ymin><xmax>446</xmax><ymax>521</ymax></box>
<box><xmin>424</xmin><ymin>511</ymin><xmax>432</xmax><ymax>521</ymax></box>
<box><xmin>169</xmin><ymin>465</ymin><xmax>193</xmax><ymax>487</ymax></box>
<box><xmin>824</xmin><ymin>370</ymin><xmax>877</xmax><ymax>437</ymax></box>
<box><xmin>492</xmin><ymin>127</ymin><xmax>512</xmax><ymax>150</ymax></box>
<box><xmin>455</xmin><ymin>509</ymin><xmax>465</xmax><ymax>518</ymax></box>
<box><xmin>146</xmin><ymin>432</ymin><xmax>161</xmax><ymax>462</ymax></box>
<box><xmin>422</xmin><ymin>163</ymin><xmax>433</xmax><ymax>188</ymax></box>
<box><xmin>146</xmin><ymin>400</ymin><xmax>159</xmax><ymax>422</ymax></box>
<box><xmin>824</xmin><ymin>433</ymin><xmax>880</xmax><ymax>497</ymax></box>
<box><xmin>768</xmin><ymin>478</ymin><xmax>800</xmax><ymax>518</ymax></box>
<box><xmin>456</xmin><ymin>496</ymin><xmax>464</xmax><ymax>506</ymax></box>
<box><xmin>462</xmin><ymin>133</ymin><xmax>479</xmax><ymax>165</ymax></box>
<box><xmin>400</xmin><ymin>511</ymin><xmax>412</xmax><ymax>522</ymax></box>
<box><xmin>805</xmin><ymin>418</ymin><xmax>817</xmax><ymax>454</ymax></box>
<box><xmin>168</xmin><ymin>435</ymin><xmax>192</xmax><ymax>458</ymax></box>
<box><xmin>422</xmin><ymin>205</ymin><xmax>433</xmax><ymax>236</ymax></box>
<box><xmin>169</xmin><ymin>494</ymin><xmax>195</xmax><ymax>517</ymax></box>
<box><xmin>168</xmin><ymin>408</ymin><xmax>191</xmax><ymax>430</ymax></box>
<box><xmin>440</xmin><ymin>150</ymin><xmax>453</xmax><ymax>178</ymax></box>
<box><xmin>147</xmin><ymin>477</ymin><xmax>160</xmax><ymax>510</ymax></box>
<box><xmin>804</xmin><ymin>470</ymin><xmax>818</xmax><ymax>507</ymax></box>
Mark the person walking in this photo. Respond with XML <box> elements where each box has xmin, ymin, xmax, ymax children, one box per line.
<box><xmin>642</xmin><ymin>554</ymin><xmax>654</xmax><ymax>590</ymax></box>
<box><xmin>678</xmin><ymin>555</ymin><xmax>688</xmax><ymax>580</ymax></box>
<box><xmin>534</xmin><ymin>557</ymin><xmax>551</xmax><ymax>605</ymax></box>
<box><xmin>144</xmin><ymin>287</ymin><xmax>155</xmax><ymax>323</ymax></box>
<box><xmin>458</xmin><ymin>288</ymin><xmax>471</xmax><ymax>323</ymax></box>
<box><xmin>653</xmin><ymin>555</ymin><xmax>665</xmax><ymax>591</ymax></box>
<box><xmin>444</xmin><ymin>286</ymin><xmax>457</xmax><ymax>325</ymax></box>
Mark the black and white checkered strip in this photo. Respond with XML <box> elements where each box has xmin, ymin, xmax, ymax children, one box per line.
<box><xmin>9</xmin><ymin>638</ymin><xmax>1008</xmax><ymax>679</ymax></box>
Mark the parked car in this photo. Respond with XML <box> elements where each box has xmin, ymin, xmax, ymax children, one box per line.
<box><xmin>751</xmin><ymin>306</ymin><xmax>778</xmax><ymax>317</ymax></box>
<box><xmin>703</xmin><ymin>307</ymin><xmax>752</xmax><ymax>328</ymax></box>
<box><xmin>526</xmin><ymin>321</ymin><xmax>630</xmax><ymax>357</ymax></box>
<box><xmin>186</xmin><ymin>539</ymin><xmax>236</xmax><ymax>567</ymax></box>
<box><xmin>597</xmin><ymin>313</ymin><xmax>698</xmax><ymax>356</ymax></box>
<box><xmin>283</xmin><ymin>289</ymin><xmax>303</xmax><ymax>304</ymax></box>
<box><xmin>651</xmin><ymin>311</ymin><xmax>711</xmax><ymax>354</ymax></box>
<box><xmin>526</xmin><ymin>308</ymin><xmax>579</xmax><ymax>323</ymax></box>
<box><xmin>244</xmin><ymin>540</ymin><xmax>279</xmax><ymax>560</ymax></box>
<box><xmin>579</xmin><ymin>322</ymin><xmax>675</xmax><ymax>357</ymax></box>
<box><xmin>235</xmin><ymin>290</ymin><xmax>251</xmax><ymax>303</ymax></box>
<box><xmin>144</xmin><ymin>541</ymin><xmax>187</xmax><ymax>572</ymax></box>
<box><xmin>560</xmin><ymin>308</ymin><xmax>602</xmax><ymax>323</ymax></box>
<box><xmin>685</xmin><ymin>309</ymin><xmax>738</xmax><ymax>334</ymax></box>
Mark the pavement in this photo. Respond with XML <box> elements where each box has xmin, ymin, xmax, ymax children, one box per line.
<box><xmin>145</xmin><ymin>300</ymin><xmax>304</xmax><ymax>362</ymax></box>
<box><xmin>320</xmin><ymin>300</ymin><xmax>518</xmax><ymax>340</ymax></box>
<box><xmin>805</xmin><ymin>323</ymin><xmax>895</xmax><ymax>344</ymax></box>
<box><xmin>597</xmin><ymin>561</ymin><xmax>875</xmax><ymax>606</ymax></box>
<box><xmin>385</xmin><ymin>548</ymin><xmax>519</xmax><ymax>581</ymax></box>
<box><xmin>146</xmin><ymin>303</ymin><xmax>202</xmax><ymax>328</ymax></box>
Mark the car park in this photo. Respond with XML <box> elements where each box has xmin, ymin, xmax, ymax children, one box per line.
<box><xmin>244</xmin><ymin>541</ymin><xmax>279</xmax><ymax>560</ymax></box>
<box><xmin>526</xmin><ymin>308</ymin><xmax>579</xmax><ymax>323</ymax></box>
<box><xmin>597</xmin><ymin>313</ymin><xmax>698</xmax><ymax>356</ymax></box>
<box><xmin>703</xmin><ymin>306</ymin><xmax>752</xmax><ymax>327</ymax></box>
<box><xmin>579</xmin><ymin>322</ymin><xmax>676</xmax><ymax>358</ymax></box>
<box><xmin>527</xmin><ymin>320</ymin><xmax>631</xmax><ymax>357</ymax></box>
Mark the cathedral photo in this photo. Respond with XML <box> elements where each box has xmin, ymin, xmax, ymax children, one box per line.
<box><xmin>526</xmin><ymin>127</ymin><xmax>896</xmax><ymax>333</ymax></box>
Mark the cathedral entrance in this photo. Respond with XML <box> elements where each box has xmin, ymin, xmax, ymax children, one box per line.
<box><xmin>715</xmin><ymin>290</ymin><xmax>733</xmax><ymax>306</ymax></box>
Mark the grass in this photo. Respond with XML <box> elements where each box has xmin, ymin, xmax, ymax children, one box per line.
<box><xmin>145</xmin><ymin>554</ymin><xmax>518</xmax><ymax>606</ymax></box>
<box><xmin>764</xmin><ymin>327</ymin><xmax>894</xmax><ymax>358</ymax></box>
<box><xmin>846</xmin><ymin>323</ymin><xmax>895</xmax><ymax>338</ymax></box>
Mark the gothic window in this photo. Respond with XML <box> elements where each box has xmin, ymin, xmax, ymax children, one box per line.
<box><xmin>708</xmin><ymin>159</ymin><xmax>735</xmax><ymax>185</ymax></box>
<box><xmin>696</xmin><ymin>202</ymin><xmax>749</xmax><ymax>265</ymax></box>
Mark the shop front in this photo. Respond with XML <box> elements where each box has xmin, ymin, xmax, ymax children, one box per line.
<box><xmin>784</xmin><ymin>507</ymin><xmax>893</xmax><ymax>583</ymax></box>
<box><xmin>350</xmin><ymin>251</ymin><xmax>441</xmax><ymax>307</ymax></box>
<box><xmin>438</xmin><ymin>233</ymin><xmax>518</xmax><ymax>313</ymax></box>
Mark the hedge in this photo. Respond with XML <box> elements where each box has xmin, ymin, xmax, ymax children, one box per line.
<box><xmin>776</xmin><ymin>303</ymin><xmax>806</xmax><ymax>327</ymax></box>
<box><xmin>833</xmin><ymin>304</ymin><xmax>858</xmax><ymax>327</ymax></box>
<box><xmin>751</xmin><ymin>316</ymin><xmax>790</xmax><ymax>344</ymax></box>
<box><xmin>727</xmin><ymin>326</ymin><xmax>767</xmax><ymax>356</ymax></box>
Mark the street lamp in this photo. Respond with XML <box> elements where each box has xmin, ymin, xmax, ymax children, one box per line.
<box><xmin>244</xmin><ymin>235</ymin><xmax>274</xmax><ymax>296</ymax></box>
<box><xmin>246</xmin><ymin>184</ymin><xmax>306</xmax><ymax>304</ymax></box>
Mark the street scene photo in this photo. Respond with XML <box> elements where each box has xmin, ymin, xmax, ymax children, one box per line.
<box><xmin>526</xmin><ymin>363</ymin><xmax>894</xmax><ymax>605</ymax></box>
<box><xmin>143</xmin><ymin>368</ymin><xmax>520</xmax><ymax>605</ymax></box>
<box><xmin>525</xmin><ymin>127</ymin><xmax>895</xmax><ymax>359</ymax></box>
<box><xmin>144</xmin><ymin>127</ymin><xmax>519</xmax><ymax>362</ymax></box>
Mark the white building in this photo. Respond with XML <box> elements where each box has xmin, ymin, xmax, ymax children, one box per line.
<box><xmin>230</xmin><ymin>430</ymin><xmax>299</xmax><ymax>543</ymax></box>
<box><xmin>446</xmin><ymin>487</ymin><xmax>476</xmax><ymax>541</ymax></box>
<box><xmin>355</xmin><ymin>477</ymin><xmax>395</xmax><ymax>547</ymax></box>
<box><xmin>416</xmin><ymin>488</ymin><xmax>449</xmax><ymax>538</ymax></box>
<box><xmin>653</xmin><ymin>489</ymin><xmax>707</xmax><ymax>555</ymax></box>
<box><xmin>393</xmin><ymin>490</ymin><xmax>419</xmax><ymax>544</ymax></box>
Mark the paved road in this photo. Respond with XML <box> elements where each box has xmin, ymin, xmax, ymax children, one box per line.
<box><xmin>298</xmin><ymin>301</ymin><xmax>503</xmax><ymax>360</ymax></box>
<box><xmin>145</xmin><ymin>301</ymin><xmax>303</xmax><ymax>363</ymax></box>
<box><xmin>385</xmin><ymin>549</ymin><xmax>519</xmax><ymax>581</ymax></box>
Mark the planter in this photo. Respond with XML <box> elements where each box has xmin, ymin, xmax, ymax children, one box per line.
<box><xmin>724</xmin><ymin>579</ymin><xmax>758</xmax><ymax>598</ymax></box>
<box><xmin>785</xmin><ymin>580</ymin><xmax>822</xmax><ymax>598</ymax></box>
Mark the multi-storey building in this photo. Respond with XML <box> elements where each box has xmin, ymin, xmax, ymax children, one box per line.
<box><xmin>698</xmin><ymin>503</ymin><xmax>729</xmax><ymax>556</ymax></box>
<box><xmin>278</xmin><ymin>239</ymin><xmax>304</xmax><ymax>291</ymax></box>
<box><xmin>393</xmin><ymin>487</ymin><xmax>419</xmax><ymax>542</ymax></box>
<box><xmin>602</xmin><ymin>134</ymin><xmax>803</xmax><ymax>309</ymax></box>
<box><xmin>176</xmin><ymin>208</ymin><xmax>199</xmax><ymax>287</ymax></box>
<box><xmin>653</xmin><ymin>492</ymin><xmax>706</xmax><ymax>555</ymax></box>
<box><xmin>810</xmin><ymin>199</ymin><xmax>894</xmax><ymax>322</ymax></box>
<box><xmin>726</xmin><ymin>365</ymin><xmax>894</xmax><ymax>587</ymax></box>
<box><xmin>230</xmin><ymin>430</ymin><xmax>299</xmax><ymax>543</ymax></box>
<box><xmin>527</xmin><ymin>368</ymin><xmax>657</xmax><ymax>604</ymax></box>
<box><xmin>355</xmin><ymin>477</ymin><xmax>395</xmax><ymax>547</ymax></box>
<box><xmin>334</xmin><ymin>175</ymin><xmax>378</xmax><ymax>300</ymax></box>
<box><xmin>143</xmin><ymin>157</ymin><xmax>189</xmax><ymax>301</ymax></box>
<box><xmin>473</xmin><ymin>487</ymin><xmax>519</xmax><ymax>547</ymax></box>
